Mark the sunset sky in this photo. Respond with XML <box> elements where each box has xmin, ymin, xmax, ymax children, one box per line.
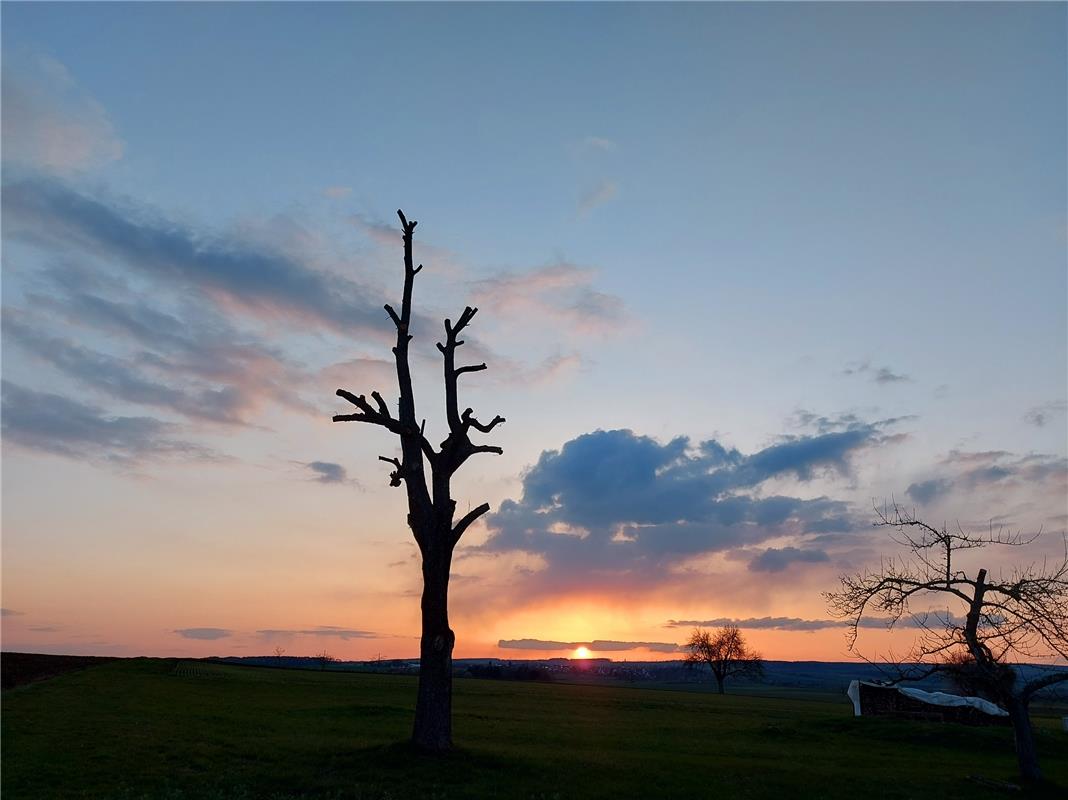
<box><xmin>2</xmin><ymin>3</ymin><xmax>1065</xmax><ymax>664</ymax></box>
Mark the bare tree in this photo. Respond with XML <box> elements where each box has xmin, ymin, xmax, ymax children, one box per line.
<box><xmin>273</xmin><ymin>645</ymin><xmax>286</xmax><ymax>659</ymax></box>
<box><xmin>686</xmin><ymin>626</ymin><xmax>764</xmax><ymax>694</ymax></box>
<box><xmin>315</xmin><ymin>649</ymin><xmax>337</xmax><ymax>671</ymax></box>
<box><xmin>333</xmin><ymin>210</ymin><xmax>504</xmax><ymax>752</ymax></box>
<box><xmin>825</xmin><ymin>502</ymin><xmax>1068</xmax><ymax>783</ymax></box>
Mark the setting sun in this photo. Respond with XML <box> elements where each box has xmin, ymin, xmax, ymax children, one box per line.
<box><xmin>574</xmin><ymin>646</ymin><xmax>591</xmax><ymax>659</ymax></box>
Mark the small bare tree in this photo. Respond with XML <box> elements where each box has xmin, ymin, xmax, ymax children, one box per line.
<box><xmin>315</xmin><ymin>649</ymin><xmax>337</xmax><ymax>671</ymax></box>
<box><xmin>333</xmin><ymin>211</ymin><xmax>504</xmax><ymax>752</ymax></box>
<box><xmin>686</xmin><ymin>626</ymin><xmax>764</xmax><ymax>694</ymax></box>
<box><xmin>825</xmin><ymin>502</ymin><xmax>1068</xmax><ymax>783</ymax></box>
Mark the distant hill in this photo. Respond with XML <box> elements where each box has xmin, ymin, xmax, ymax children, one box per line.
<box><xmin>206</xmin><ymin>655</ymin><xmax>1066</xmax><ymax>701</ymax></box>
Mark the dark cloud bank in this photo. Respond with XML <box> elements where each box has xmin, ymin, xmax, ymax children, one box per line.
<box><xmin>478</xmin><ymin>418</ymin><xmax>903</xmax><ymax>594</ymax></box>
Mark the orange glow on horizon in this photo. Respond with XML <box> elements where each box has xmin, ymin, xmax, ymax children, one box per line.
<box><xmin>574</xmin><ymin>645</ymin><xmax>591</xmax><ymax>659</ymax></box>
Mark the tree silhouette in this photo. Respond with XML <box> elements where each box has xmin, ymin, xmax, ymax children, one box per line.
<box><xmin>825</xmin><ymin>502</ymin><xmax>1068</xmax><ymax>783</ymax></box>
<box><xmin>685</xmin><ymin>626</ymin><xmax>764</xmax><ymax>694</ymax></box>
<box><xmin>333</xmin><ymin>210</ymin><xmax>504</xmax><ymax>752</ymax></box>
<box><xmin>315</xmin><ymin>649</ymin><xmax>337</xmax><ymax>671</ymax></box>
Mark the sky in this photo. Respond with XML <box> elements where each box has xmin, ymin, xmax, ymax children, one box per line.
<box><xmin>2</xmin><ymin>2</ymin><xmax>1065</xmax><ymax>664</ymax></box>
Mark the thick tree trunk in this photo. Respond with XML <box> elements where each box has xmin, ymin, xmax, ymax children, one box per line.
<box><xmin>715</xmin><ymin>674</ymin><xmax>725</xmax><ymax>694</ymax></box>
<box><xmin>411</xmin><ymin>543</ymin><xmax>454</xmax><ymax>752</ymax></box>
<box><xmin>1005</xmin><ymin>696</ymin><xmax>1042</xmax><ymax>783</ymax></box>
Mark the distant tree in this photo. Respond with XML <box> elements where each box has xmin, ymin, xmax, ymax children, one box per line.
<box><xmin>273</xmin><ymin>645</ymin><xmax>286</xmax><ymax>659</ymax></box>
<box><xmin>315</xmin><ymin>650</ymin><xmax>337</xmax><ymax>671</ymax></box>
<box><xmin>686</xmin><ymin>626</ymin><xmax>764</xmax><ymax>694</ymax></box>
<box><xmin>825</xmin><ymin>502</ymin><xmax>1068</xmax><ymax>783</ymax></box>
<box><xmin>332</xmin><ymin>211</ymin><xmax>505</xmax><ymax>752</ymax></box>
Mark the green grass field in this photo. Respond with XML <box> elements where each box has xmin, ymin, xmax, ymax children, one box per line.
<box><xmin>3</xmin><ymin>658</ymin><xmax>1066</xmax><ymax>799</ymax></box>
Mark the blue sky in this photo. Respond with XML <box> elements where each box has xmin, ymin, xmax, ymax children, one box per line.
<box><xmin>2</xmin><ymin>2</ymin><xmax>1065</xmax><ymax>660</ymax></box>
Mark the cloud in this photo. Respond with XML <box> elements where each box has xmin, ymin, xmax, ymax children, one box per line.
<box><xmin>256</xmin><ymin>626</ymin><xmax>381</xmax><ymax>640</ymax></box>
<box><xmin>1</xmin><ymin>380</ymin><xmax>218</xmax><ymax>466</ymax></box>
<box><xmin>1</xmin><ymin>608</ymin><xmax>25</xmax><ymax>617</ymax></box>
<box><xmin>1024</xmin><ymin>400</ymin><xmax>1067</xmax><ymax>428</ymax></box>
<box><xmin>499</xmin><ymin>638</ymin><xmax>681</xmax><ymax>653</ymax></box>
<box><xmin>666</xmin><ymin>617</ymin><xmax>843</xmax><ymax>632</ymax></box>
<box><xmin>1</xmin><ymin>52</ymin><xmax>123</xmax><ymax>173</ymax></box>
<box><xmin>665</xmin><ymin>615</ymin><xmax>962</xmax><ymax>632</ymax></box>
<box><xmin>842</xmin><ymin>360</ymin><xmax>911</xmax><ymax>385</ymax></box>
<box><xmin>747</xmin><ymin>546</ymin><xmax>830</xmax><ymax>573</ymax></box>
<box><xmin>322</xmin><ymin>186</ymin><xmax>352</xmax><ymax>199</ymax></box>
<box><xmin>896</xmin><ymin>449</ymin><xmax>1068</xmax><ymax>514</ymax></box>
<box><xmin>28</xmin><ymin>626</ymin><xmax>62</xmax><ymax>633</ymax></box>
<box><xmin>582</xmin><ymin>136</ymin><xmax>618</xmax><ymax>153</ymax></box>
<box><xmin>908</xmin><ymin>450</ymin><xmax>1068</xmax><ymax>501</ymax></box>
<box><xmin>478</xmin><ymin>420</ymin><xmax>897</xmax><ymax>598</ymax></box>
<box><xmin>578</xmin><ymin>179</ymin><xmax>618</xmax><ymax>214</ymax></box>
<box><xmin>874</xmin><ymin>367</ymin><xmax>910</xmax><ymax>384</ymax></box>
<box><xmin>3</xmin><ymin>313</ymin><xmax>265</xmax><ymax>426</ymax></box>
<box><xmin>174</xmin><ymin>628</ymin><xmax>232</xmax><ymax>640</ymax></box>
<box><xmin>468</xmin><ymin>262</ymin><xmax>629</xmax><ymax>336</ymax></box>
<box><xmin>2</xmin><ymin>176</ymin><xmax>394</xmax><ymax>336</ymax></box>
<box><xmin>906</xmin><ymin>478</ymin><xmax>953</xmax><ymax>505</ymax></box>
<box><xmin>4</xmin><ymin>266</ymin><xmax>315</xmax><ymax>434</ymax></box>
<box><xmin>320</xmin><ymin>357</ymin><xmax>397</xmax><ymax>392</ymax></box>
<box><xmin>305</xmin><ymin>461</ymin><xmax>349</xmax><ymax>484</ymax></box>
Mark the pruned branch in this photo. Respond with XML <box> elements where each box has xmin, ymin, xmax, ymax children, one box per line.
<box><xmin>462</xmin><ymin>408</ymin><xmax>505</xmax><ymax>434</ymax></box>
<box><xmin>452</xmin><ymin>502</ymin><xmax>491</xmax><ymax>546</ymax></box>
<box><xmin>371</xmin><ymin>391</ymin><xmax>391</xmax><ymax>418</ymax></box>
<box><xmin>378</xmin><ymin>455</ymin><xmax>403</xmax><ymax>487</ymax></box>
<box><xmin>455</xmin><ymin>363</ymin><xmax>487</xmax><ymax>376</ymax></box>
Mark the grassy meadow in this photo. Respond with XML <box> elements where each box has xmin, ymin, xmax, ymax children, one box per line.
<box><xmin>3</xmin><ymin>658</ymin><xmax>1066</xmax><ymax>799</ymax></box>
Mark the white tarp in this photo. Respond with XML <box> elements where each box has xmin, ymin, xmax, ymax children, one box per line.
<box><xmin>847</xmin><ymin>679</ymin><xmax>863</xmax><ymax>716</ymax></box>
<box><xmin>898</xmin><ymin>687</ymin><xmax>1008</xmax><ymax>716</ymax></box>
<box><xmin>847</xmin><ymin>679</ymin><xmax>1008</xmax><ymax>717</ymax></box>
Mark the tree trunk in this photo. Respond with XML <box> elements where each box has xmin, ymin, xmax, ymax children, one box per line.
<box><xmin>1005</xmin><ymin>696</ymin><xmax>1042</xmax><ymax>783</ymax></box>
<box><xmin>411</xmin><ymin>543</ymin><xmax>454</xmax><ymax>752</ymax></box>
<box><xmin>715</xmin><ymin>674</ymin><xmax>725</xmax><ymax>694</ymax></box>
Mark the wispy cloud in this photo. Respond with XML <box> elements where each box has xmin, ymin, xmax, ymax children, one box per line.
<box><xmin>842</xmin><ymin>360</ymin><xmax>911</xmax><ymax>385</ymax></box>
<box><xmin>902</xmin><ymin>450</ymin><xmax>1068</xmax><ymax>507</ymax></box>
<box><xmin>578</xmin><ymin>179</ymin><xmax>618</xmax><ymax>215</ymax></box>
<box><xmin>2</xmin><ymin>380</ymin><xmax>219</xmax><ymax>466</ymax></box>
<box><xmin>582</xmin><ymin>136</ymin><xmax>618</xmax><ymax>153</ymax></box>
<box><xmin>174</xmin><ymin>628</ymin><xmax>232</xmax><ymax>640</ymax></box>
<box><xmin>469</xmin><ymin>262</ymin><xmax>629</xmax><ymax>336</ymax></box>
<box><xmin>3</xmin><ymin>176</ymin><xmax>392</xmax><ymax>336</ymax></box>
<box><xmin>322</xmin><ymin>186</ymin><xmax>352</xmax><ymax>199</ymax></box>
<box><xmin>1</xmin><ymin>608</ymin><xmax>25</xmax><ymax>617</ymax></box>
<box><xmin>664</xmin><ymin>615</ymin><xmax>962</xmax><ymax>633</ymax></box>
<box><xmin>2</xmin><ymin>52</ymin><xmax>123</xmax><ymax>173</ymax></box>
<box><xmin>256</xmin><ymin>626</ymin><xmax>382</xmax><ymax>640</ymax></box>
<box><xmin>1024</xmin><ymin>400</ymin><xmax>1067</xmax><ymax>428</ymax></box>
